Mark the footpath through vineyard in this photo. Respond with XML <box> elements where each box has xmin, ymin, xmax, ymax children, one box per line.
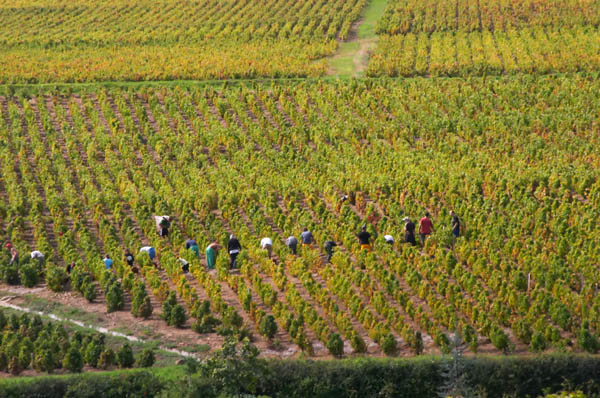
<box><xmin>328</xmin><ymin>0</ymin><xmax>388</xmax><ymax>77</ymax></box>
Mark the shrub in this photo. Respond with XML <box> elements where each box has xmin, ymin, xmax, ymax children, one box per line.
<box><xmin>83</xmin><ymin>281</ymin><xmax>97</xmax><ymax>302</ymax></box>
<box><xmin>97</xmin><ymin>348</ymin><xmax>116</xmax><ymax>370</ymax></box>
<box><xmin>106</xmin><ymin>282</ymin><xmax>124</xmax><ymax>312</ymax></box>
<box><xmin>326</xmin><ymin>333</ymin><xmax>344</xmax><ymax>358</ymax></box>
<box><xmin>192</xmin><ymin>314</ymin><xmax>220</xmax><ymax>334</ymax></box>
<box><xmin>19</xmin><ymin>263</ymin><xmax>39</xmax><ymax>287</ymax></box>
<box><xmin>18</xmin><ymin>339</ymin><xmax>33</xmax><ymax>369</ymax></box>
<box><xmin>0</xmin><ymin>352</ymin><xmax>7</xmax><ymax>372</ymax></box>
<box><xmin>350</xmin><ymin>331</ymin><xmax>367</xmax><ymax>354</ymax></box>
<box><xmin>139</xmin><ymin>296</ymin><xmax>153</xmax><ymax>319</ymax></box>
<box><xmin>136</xmin><ymin>348</ymin><xmax>155</xmax><ymax>368</ymax></box>
<box><xmin>413</xmin><ymin>331</ymin><xmax>424</xmax><ymax>355</ymax></box>
<box><xmin>132</xmin><ymin>283</ymin><xmax>152</xmax><ymax>318</ymax></box>
<box><xmin>84</xmin><ymin>339</ymin><xmax>102</xmax><ymax>368</ymax></box>
<box><xmin>46</xmin><ymin>266</ymin><xmax>69</xmax><ymax>292</ymax></box>
<box><xmin>490</xmin><ymin>326</ymin><xmax>513</xmax><ymax>354</ymax></box>
<box><xmin>259</xmin><ymin>315</ymin><xmax>277</xmax><ymax>340</ymax></box>
<box><xmin>577</xmin><ymin>322</ymin><xmax>599</xmax><ymax>354</ymax></box>
<box><xmin>513</xmin><ymin>319</ymin><xmax>532</xmax><ymax>344</ymax></box>
<box><xmin>169</xmin><ymin>304</ymin><xmax>187</xmax><ymax>328</ymax></box>
<box><xmin>161</xmin><ymin>291</ymin><xmax>178</xmax><ymax>322</ymax></box>
<box><xmin>117</xmin><ymin>344</ymin><xmax>135</xmax><ymax>368</ymax></box>
<box><xmin>1</xmin><ymin>264</ymin><xmax>20</xmax><ymax>285</ymax></box>
<box><xmin>222</xmin><ymin>306</ymin><xmax>243</xmax><ymax>330</ymax></box>
<box><xmin>550</xmin><ymin>302</ymin><xmax>571</xmax><ymax>331</ymax></box>
<box><xmin>382</xmin><ymin>333</ymin><xmax>397</xmax><ymax>356</ymax></box>
<box><xmin>33</xmin><ymin>348</ymin><xmax>58</xmax><ymax>373</ymax></box>
<box><xmin>7</xmin><ymin>356</ymin><xmax>22</xmax><ymax>375</ymax></box>
<box><xmin>70</xmin><ymin>268</ymin><xmax>87</xmax><ymax>292</ymax></box>
<box><xmin>63</xmin><ymin>347</ymin><xmax>84</xmax><ymax>373</ymax></box>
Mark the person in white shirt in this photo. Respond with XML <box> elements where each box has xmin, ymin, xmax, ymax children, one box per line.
<box><xmin>260</xmin><ymin>237</ymin><xmax>273</xmax><ymax>258</ymax></box>
<box><xmin>30</xmin><ymin>250</ymin><xmax>44</xmax><ymax>266</ymax></box>
<box><xmin>140</xmin><ymin>246</ymin><xmax>156</xmax><ymax>260</ymax></box>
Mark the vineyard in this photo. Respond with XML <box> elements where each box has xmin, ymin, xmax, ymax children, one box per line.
<box><xmin>0</xmin><ymin>309</ymin><xmax>156</xmax><ymax>375</ymax></box>
<box><xmin>1</xmin><ymin>76</ymin><xmax>600</xmax><ymax>358</ymax></box>
<box><xmin>0</xmin><ymin>0</ymin><xmax>367</xmax><ymax>82</ymax></box>
<box><xmin>368</xmin><ymin>0</ymin><xmax>600</xmax><ymax>76</ymax></box>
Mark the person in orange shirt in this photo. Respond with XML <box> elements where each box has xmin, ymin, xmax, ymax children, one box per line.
<box><xmin>419</xmin><ymin>212</ymin><xmax>434</xmax><ymax>247</ymax></box>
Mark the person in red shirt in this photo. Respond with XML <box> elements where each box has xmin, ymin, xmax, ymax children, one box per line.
<box><xmin>419</xmin><ymin>212</ymin><xmax>434</xmax><ymax>246</ymax></box>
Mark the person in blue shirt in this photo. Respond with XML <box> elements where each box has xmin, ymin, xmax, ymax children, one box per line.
<box><xmin>103</xmin><ymin>255</ymin><xmax>113</xmax><ymax>270</ymax></box>
<box><xmin>300</xmin><ymin>227</ymin><xmax>314</xmax><ymax>248</ymax></box>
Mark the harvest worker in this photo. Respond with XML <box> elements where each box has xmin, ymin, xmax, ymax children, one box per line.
<box><xmin>30</xmin><ymin>250</ymin><xmax>45</xmax><ymax>266</ymax></box>
<box><xmin>300</xmin><ymin>227</ymin><xmax>314</xmax><ymax>247</ymax></box>
<box><xmin>6</xmin><ymin>243</ymin><xmax>18</xmax><ymax>266</ymax></box>
<box><xmin>323</xmin><ymin>240</ymin><xmax>337</xmax><ymax>263</ymax></box>
<box><xmin>140</xmin><ymin>246</ymin><xmax>156</xmax><ymax>260</ymax></box>
<box><xmin>103</xmin><ymin>255</ymin><xmax>113</xmax><ymax>270</ymax></box>
<box><xmin>185</xmin><ymin>238</ymin><xmax>200</xmax><ymax>258</ymax></box>
<box><xmin>260</xmin><ymin>237</ymin><xmax>273</xmax><ymax>258</ymax></box>
<box><xmin>155</xmin><ymin>216</ymin><xmax>170</xmax><ymax>238</ymax></box>
<box><xmin>286</xmin><ymin>236</ymin><xmax>298</xmax><ymax>255</ymax></box>
<box><xmin>66</xmin><ymin>262</ymin><xmax>75</xmax><ymax>274</ymax></box>
<box><xmin>185</xmin><ymin>239</ymin><xmax>197</xmax><ymax>250</ymax></box>
<box><xmin>384</xmin><ymin>235</ymin><xmax>394</xmax><ymax>245</ymax></box>
<box><xmin>450</xmin><ymin>210</ymin><xmax>460</xmax><ymax>238</ymax></box>
<box><xmin>179</xmin><ymin>258</ymin><xmax>189</xmax><ymax>273</ymax></box>
<box><xmin>357</xmin><ymin>225</ymin><xmax>371</xmax><ymax>251</ymax></box>
<box><xmin>419</xmin><ymin>212</ymin><xmax>434</xmax><ymax>246</ymax></box>
<box><xmin>124</xmin><ymin>249</ymin><xmax>134</xmax><ymax>267</ymax></box>
<box><xmin>227</xmin><ymin>234</ymin><xmax>241</xmax><ymax>269</ymax></box>
<box><xmin>403</xmin><ymin>217</ymin><xmax>417</xmax><ymax>246</ymax></box>
<box><xmin>205</xmin><ymin>241</ymin><xmax>221</xmax><ymax>270</ymax></box>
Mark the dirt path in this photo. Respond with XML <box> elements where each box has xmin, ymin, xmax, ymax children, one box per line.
<box><xmin>328</xmin><ymin>0</ymin><xmax>388</xmax><ymax>77</ymax></box>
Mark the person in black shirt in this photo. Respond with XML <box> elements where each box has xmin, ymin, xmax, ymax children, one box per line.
<box><xmin>403</xmin><ymin>217</ymin><xmax>417</xmax><ymax>246</ymax></box>
<box><xmin>323</xmin><ymin>240</ymin><xmax>337</xmax><ymax>263</ymax></box>
<box><xmin>357</xmin><ymin>225</ymin><xmax>371</xmax><ymax>251</ymax></box>
<box><xmin>450</xmin><ymin>210</ymin><xmax>460</xmax><ymax>238</ymax></box>
<box><xmin>227</xmin><ymin>234</ymin><xmax>242</xmax><ymax>269</ymax></box>
<box><xmin>125</xmin><ymin>250</ymin><xmax>134</xmax><ymax>267</ymax></box>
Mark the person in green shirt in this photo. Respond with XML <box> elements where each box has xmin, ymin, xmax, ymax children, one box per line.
<box><xmin>205</xmin><ymin>241</ymin><xmax>221</xmax><ymax>270</ymax></box>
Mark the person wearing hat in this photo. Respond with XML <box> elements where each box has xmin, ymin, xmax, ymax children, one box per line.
<box><xmin>403</xmin><ymin>217</ymin><xmax>417</xmax><ymax>246</ymax></box>
<box><xmin>384</xmin><ymin>235</ymin><xmax>395</xmax><ymax>245</ymax></box>
<box><xmin>6</xmin><ymin>243</ymin><xmax>18</xmax><ymax>266</ymax></box>
<box><xmin>227</xmin><ymin>234</ymin><xmax>241</xmax><ymax>269</ymax></box>
<box><xmin>357</xmin><ymin>225</ymin><xmax>371</xmax><ymax>251</ymax></box>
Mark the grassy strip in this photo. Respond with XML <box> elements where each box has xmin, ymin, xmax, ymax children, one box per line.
<box><xmin>328</xmin><ymin>0</ymin><xmax>389</xmax><ymax>77</ymax></box>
